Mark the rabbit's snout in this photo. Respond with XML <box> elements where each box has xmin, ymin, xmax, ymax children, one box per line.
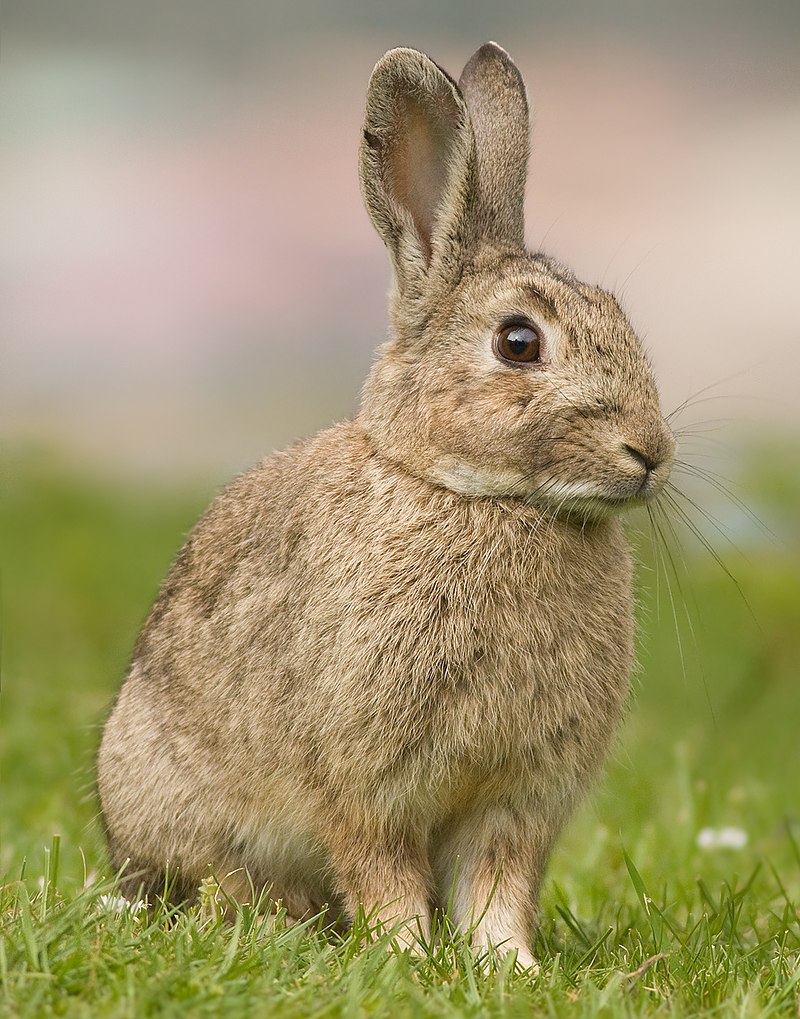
<box><xmin>524</xmin><ymin>409</ymin><xmax>676</xmax><ymax>518</ymax></box>
<box><xmin>624</xmin><ymin>417</ymin><xmax>675</xmax><ymax>485</ymax></box>
<box><xmin>616</xmin><ymin>445</ymin><xmax>670</xmax><ymax>499</ymax></box>
<box><xmin>621</xmin><ymin>434</ymin><xmax>673</xmax><ymax>492</ymax></box>
<box><xmin>622</xmin><ymin>443</ymin><xmax>658</xmax><ymax>473</ymax></box>
<box><xmin>622</xmin><ymin>443</ymin><xmax>665</xmax><ymax>497</ymax></box>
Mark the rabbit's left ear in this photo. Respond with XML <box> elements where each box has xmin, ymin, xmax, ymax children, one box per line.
<box><xmin>458</xmin><ymin>42</ymin><xmax>529</xmax><ymax>247</ymax></box>
<box><xmin>360</xmin><ymin>48</ymin><xmax>479</xmax><ymax>302</ymax></box>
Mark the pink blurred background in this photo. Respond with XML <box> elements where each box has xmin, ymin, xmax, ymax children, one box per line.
<box><xmin>3</xmin><ymin>2</ymin><xmax>799</xmax><ymax>481</ymax></box>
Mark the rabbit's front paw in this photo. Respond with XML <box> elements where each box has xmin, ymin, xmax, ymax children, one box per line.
<box><xmin>473</xmin><ymin>935</ymin><xmax>539</xmax><ymax>974</ymax></box>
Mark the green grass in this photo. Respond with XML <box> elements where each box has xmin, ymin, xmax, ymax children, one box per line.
<box><xmin>2</xmin><ymin>444</ymin><xmax>799</xmax><ymax>1017</ymax></box>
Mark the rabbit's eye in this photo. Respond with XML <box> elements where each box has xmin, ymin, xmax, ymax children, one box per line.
<box><xmin>493</xmin><ymin>323</ymin><xmax>541</xmax><ymax>365</ymax></box>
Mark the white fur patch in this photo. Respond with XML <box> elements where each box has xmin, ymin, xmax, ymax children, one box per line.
<box><xmin>534</xmin><ymin>478</ymin><xmax>604</xmax><ymax>504</ymax></box>
<box><xmin>229</xmin><ymin>809</ymin><xmax>331</xmax><ymax>904</ymax></box>
<box><xmin>534</xmin><ymin>477</ymin><xmax>636</xmax><ymax>519</ymax></box>
<box><xmin>429</xmin><ymin>462</ymin><xmax>642</xmax><ymax>519</ymax></box>
<box><xmin>429</xmin><ymin>460</ymin><xmax>529</xmax><ymax>498</ymax></box>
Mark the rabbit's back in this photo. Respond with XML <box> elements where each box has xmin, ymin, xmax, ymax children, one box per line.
<box><xmin>99</xmin><ymin>421</ymin><xmax>633</xmax><ymax>898</ymax></box>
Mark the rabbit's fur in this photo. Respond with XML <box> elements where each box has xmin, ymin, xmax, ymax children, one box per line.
<box><xmin>98</xmin><ymin>43</ymin><xmax>675</xmax><ymax>968</ymax></box>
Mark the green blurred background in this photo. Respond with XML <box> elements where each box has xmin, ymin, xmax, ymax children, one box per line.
<box><xmin>2</xmin><ymin>1</ymin><xmax>799</xmax><ymax>896</ymax></box>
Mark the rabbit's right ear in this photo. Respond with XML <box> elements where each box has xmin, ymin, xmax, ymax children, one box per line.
<box><xmin>458</xmin><ymin>43</ymin><xmax>529</xmax><ymax>248</ymax></box>
<box><xmin>360</xmin><ymin>48</ymin><xmax>477</xmax><ymax>307</ymax></box>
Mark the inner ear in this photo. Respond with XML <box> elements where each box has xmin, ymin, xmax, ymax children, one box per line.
<box><xmin>385</xmin><ymin>95</ymin><xmax>461</xmax><ymax>264</ymax></box>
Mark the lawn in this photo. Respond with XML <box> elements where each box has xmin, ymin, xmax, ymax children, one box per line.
<box><xmin>1</xmin><ymin>442</ymin><xmax>799</xmax><ymax>1017</ymax></box>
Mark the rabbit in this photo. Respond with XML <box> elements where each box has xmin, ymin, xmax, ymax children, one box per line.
<box><xmin>97</xmin><ymin>42</ymin><xmax>675</xmax><ymax>970</ymax></box>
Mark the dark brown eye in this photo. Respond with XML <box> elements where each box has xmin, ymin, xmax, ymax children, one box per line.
<box><xmin>493</xmin><ymin>322</ymin><xmax>541</xmax><ymax>365</ymax></box>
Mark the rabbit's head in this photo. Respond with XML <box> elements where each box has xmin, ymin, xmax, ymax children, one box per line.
<box><xmin>359</xmin><ymin>43</ymin><xmax>674</xmax><ymax>521</ymax></box>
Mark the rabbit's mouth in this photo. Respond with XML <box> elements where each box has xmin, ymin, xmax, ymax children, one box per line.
<box><xmin>525</xmin><ymin>428</ymin><xmax>676</xmax><ymax>520</ymax></box>
<box><xmin>530</xmin><ymin>470</ymin><xmax>670</xmax><ymax>521</ymax></box>
<box><xmin>428</xmin><ymin>456</ymin><xmax>669</xmax><ymax>520</ymax></box>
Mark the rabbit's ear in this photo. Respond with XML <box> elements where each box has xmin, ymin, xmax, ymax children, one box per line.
<box><xmin>458</xmin><ymin>42</ymin><xmax>529</xmax><ymax>247</ymax></box>
<box><xmin>360</xmin><ymin>48</ymin><xmax>478</xmax><ymax>299</ymax></box>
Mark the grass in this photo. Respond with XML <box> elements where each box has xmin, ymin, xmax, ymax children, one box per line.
<box><xmin>1</xmin><ymin>442</ymin><xmax>799</xmax><ymax>1017</ymax></box>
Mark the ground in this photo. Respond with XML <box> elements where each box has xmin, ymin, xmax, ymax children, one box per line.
<box><xmin>1</xmin><ymin>443</ymin><xmax>799</xmax><ymax>1017</ymax></box>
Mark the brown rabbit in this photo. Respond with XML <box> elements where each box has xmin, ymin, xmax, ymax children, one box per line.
<box><xmin>97</xmin><ymin>42</ymin><xmax>675</xmax><ymax>970</ymax></box>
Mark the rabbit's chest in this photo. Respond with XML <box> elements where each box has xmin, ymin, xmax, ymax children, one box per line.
<box><xmin>302</xmin><ymin>503</ymin><xmax>634</xmax><ymax>808</ymax></box>
<box><xmin>395</xmin><ymin>524</ymin><xmax>635</xmax><ymax>801</ymax></box>
<box><xmin>425</xmin><ymin>586</ymin><xmax>630</xmax><ymax>772</ymax></box>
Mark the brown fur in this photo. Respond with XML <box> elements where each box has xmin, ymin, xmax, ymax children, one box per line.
<box><xmin>97</xmin><ymin>43</ymin><xmax>675</xmax><ymax>969</ymax></box>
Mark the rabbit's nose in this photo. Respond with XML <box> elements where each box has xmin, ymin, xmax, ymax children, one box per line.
<box><xmin>621</xmin><ymin>424</ymin><xmax>675</xmax><ymax>487</ymax></box>
<box><xmin>623</xmin><ymin>443</ymin><xmax>657</xmax><ymax>473</ymax></box>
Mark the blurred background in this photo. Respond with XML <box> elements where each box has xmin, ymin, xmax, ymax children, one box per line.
<box><xmin>2</xmin><ymin>2</ymin><xmax>799</xmax><ymax>891</ymax></box>
<box><xmin>4</xmin><ymin>0</ymin><xmax>800</xmax><ymax>475</ymax></box>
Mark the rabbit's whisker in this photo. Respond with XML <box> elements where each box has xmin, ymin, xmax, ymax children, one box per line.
<box><xmin>659</xmin><ymin>484</ymin><xmax>760</xmax><ymax>631</ymax></box>
<box><xmin>645</xmin><ymin>502</ymin><xmax>688</xmax><ymax>684</ymax></box>
<box><xmin>651</xmin><ymin>498</ymin><xmax>718</xmax><ymax>721</ymax></box>
<box><xmin>671</xmin><ymin>460</ymin><xmax>777</xmax><ymax>544</ymax></box>
<box><xmin>665</xmin><ymin>482</ymin><xmax>746</xmax><ymax>556</ymax></box>
<box><xmin>665</xmin><ymin>365</ymin><xmax>761</xmax><ymax>423</ymax></box>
